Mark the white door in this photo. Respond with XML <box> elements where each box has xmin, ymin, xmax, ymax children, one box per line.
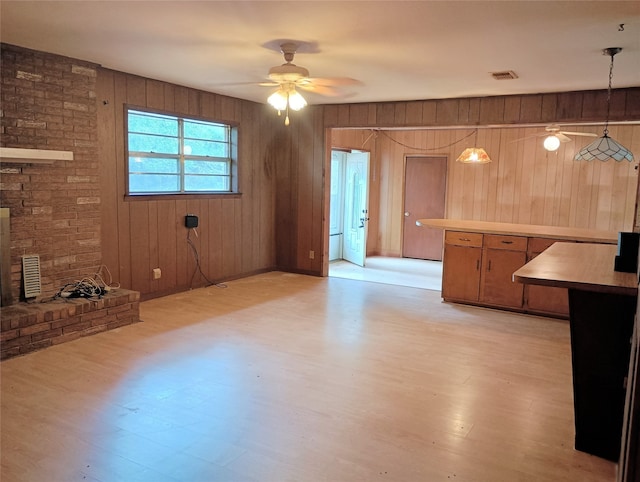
<box><xmin>342</xmin><ymin>151</ymin><xmax>370</xmax><ymax>267</ymax></box>
<box><xmin>329</xmin><ymin>151</ymin><xmax>346</xmax><ymax>261</ymax></box>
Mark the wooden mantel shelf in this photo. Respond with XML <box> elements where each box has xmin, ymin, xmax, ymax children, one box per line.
<box><xmin>0</xmin><ymin>147</ymin><xmax>74</xmax><ymax>164</ymax></box>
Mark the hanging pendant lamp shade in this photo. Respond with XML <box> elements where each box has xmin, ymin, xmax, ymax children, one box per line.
<box><xmin>574</xmin><ymin>48</ymin><xmax>634</xmax><ymax>162</ymax></box>
<box><xmin>456</xmin><ymin>147</ymin><xmax>492</xmax><ymax>164</ymax></box>
<box><xmin>456</xmin><ymin>129</ymin><xmax>492</xmax><ymax>164</ymax></box>
<box><xmin>574</xmin><ymin>134</ymin><xmax>634</xmax><ymax>162</ymax></box>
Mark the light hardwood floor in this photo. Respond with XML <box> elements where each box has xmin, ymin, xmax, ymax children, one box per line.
<box><xmin>329</xmin><ymin>256</ymin><xmax>443</xmax><ymax>291</ymax></box>
<box><xmin>1</xmin><ymin>272</ymin><xmax>616</xmax><ymax>481</ymax></box>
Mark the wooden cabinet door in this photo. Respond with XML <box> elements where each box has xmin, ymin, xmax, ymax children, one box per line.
<box><xmin>442</xmin><ymin>244</ymin><xmax>482</xmax><ymax>302</ymax></box>
<box><xmin>524</xmin><ymin>238</ymin><xmax>570</xmax><ymax>318</ymax></box>
<box><xmin>526</xmin><ymin>284</ymin><xmax>569</xmax><ymax>317</ymax></box>
<box><xmin>480</xmin><ymin>248</ymin><xmax>526</xmax><ymax>308</ymax></box>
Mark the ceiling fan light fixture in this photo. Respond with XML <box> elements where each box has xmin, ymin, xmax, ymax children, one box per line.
<box><xmin>456</xmin><ymin>147</ymin><xmax>492</xmax><ymax>164</ymax></box>
<box><xmin>574</xmin><ymin>47</ymin><xmax>634</xmax><ymax>162</ymax></box>
<box><xmin>267</xmin><ymin>89</ymin><xmax>288</xmax><ymax>111</ymax></box>
<box><xmin>543</xmin><ymin>135</ymin><xmax>561</xmax><ymax>151</ymax></box>
<box><xmin>288</xmin><ymin>89</ymin><xmax>307</xmax><ymax>111</ymax></box>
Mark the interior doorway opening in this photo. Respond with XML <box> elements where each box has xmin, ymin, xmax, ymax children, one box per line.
<box><xmin>328</xmin><ymin>148</ymin><xmax>370</xmax><ymax>267</ymax></box>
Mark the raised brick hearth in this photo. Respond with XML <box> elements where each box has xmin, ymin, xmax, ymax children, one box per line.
<box><xmin>0</xmin><ymin>288</ymin><xmax>140</xmax><ymax>360</ymax></box>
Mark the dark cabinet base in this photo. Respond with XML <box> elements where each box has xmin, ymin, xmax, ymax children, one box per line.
<box><xmin>568</xmin><ymin>289</ymin><xmax>637</xmax><ymax>461</ymax></box>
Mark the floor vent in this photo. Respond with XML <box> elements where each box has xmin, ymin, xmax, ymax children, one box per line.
<box><xmin>22</xmin><ymin>254</ymin><xmax>42</xmax><ymax>298</ymax></box>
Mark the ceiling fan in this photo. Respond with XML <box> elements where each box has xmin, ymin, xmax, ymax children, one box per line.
<box><xmin>260</xmin><ymin>41</ymin><xmax>360</xmax><ymax>124</ymax></box>
<box><xmin>513</xmin><ymin>124</ymin><xmax>598</xmax><ymax>151</ymax></box>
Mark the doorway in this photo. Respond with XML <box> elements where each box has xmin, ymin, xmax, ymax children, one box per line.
<box><xmin>402</xmin><ymin>156</ymin><xmax>447</xmax><ymax>260</ymax></box>
<box><xmin>328</xmin><ymin>149</ymin><xmax>370</xmax><ymax>267</ymax></box>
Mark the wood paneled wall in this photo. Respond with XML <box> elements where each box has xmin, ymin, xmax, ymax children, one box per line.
<box><xmin>97</xmin><ymin>69</ymin><xmax>279</xmax><ymax>299</ymax></box>
<box><xmin>291</xmin><ymin>88</ymin><xmax>640</xmax><ymax>270</ymax></box>
<box><xmin>332</xmin><ymin>125</ymin><xmax>640</xmax><ymax>257</ymax></box>
<box><xmin>7</xmin><ymin>44</ymin><xmax>638</xmax><ymax>300</ymax></box>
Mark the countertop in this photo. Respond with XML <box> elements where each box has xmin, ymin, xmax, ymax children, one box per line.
<box><xmin>513</xmin><ymin>242</ymin><xmax>638</xmax><ymax>296</ymax></box>
<box><xmin>416</xmin><ymin>218</ymin><xmax>619</xmax><ymax>244</ymax></box>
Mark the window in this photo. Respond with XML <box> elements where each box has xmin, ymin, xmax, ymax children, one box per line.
<box><xmin>126</xmin><ymin>108</ymin><xmax>236</xmax><ymax>195</ymax></box>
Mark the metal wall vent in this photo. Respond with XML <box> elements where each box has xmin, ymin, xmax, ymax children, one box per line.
<box><xmin>491</xmin><ymin>70</ymin><xmax>519</xmax><ymax>80</ymax></box>
<box><xmin>22</xmin><ymin>254</ymin><xmax>42</xmax><ymax>298</ymax></box>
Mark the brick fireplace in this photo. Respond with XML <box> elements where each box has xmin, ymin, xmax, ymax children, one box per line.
<box><xmin>0</xmin><ymin>43</ymin><xmax>140</xmax><ymax>358</ymax></box>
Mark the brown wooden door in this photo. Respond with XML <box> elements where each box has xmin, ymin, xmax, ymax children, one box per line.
<box><xmin>402</xmin><ymin>156</ymin><xmax>446</xmax><ymax>260</ymax></box>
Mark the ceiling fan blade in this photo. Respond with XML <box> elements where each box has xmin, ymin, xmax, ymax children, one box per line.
<box><xmin>304</xmin><ymin>77</ymin><xmax>362</xmax><ymax>87</ymax></box>
<box><xmin>560</xmin><ymin>131</ymin><xmax>598</xmax><ymax>137</ymax></box>
<box><xmin>509</xmin><ymin>133</ymin><xmax>545</xmax><ymax>143</ymax></box>
<box><xmin>556</xmin><ymin>133</ymin><xmax>572</xmax><ymax>143</ymax></box>
<box><xmin>297</xmin><ymin>83</ymin><xmax>343</xmax><ymax>97</ymax></box>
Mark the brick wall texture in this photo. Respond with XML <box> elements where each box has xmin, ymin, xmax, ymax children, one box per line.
<box><xmin>0</xmin><ymin>289</ymin><xmax>140</xmax><ymax>360</ymax></box>
<box><xmin>1</xmin><ymin>43</ymin><xmax>101</xmax><ymax>301</ymax></box>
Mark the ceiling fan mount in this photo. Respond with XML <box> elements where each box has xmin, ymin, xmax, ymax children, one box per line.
<box><xmin>267</xmin><ymin>42</ymin><xmax>310</xmax><ymax>82</ymax></box>
<box><xmin>257</xmin><ymin>40</ymin><xmax>361</xmax><ymax>100</ymax></box>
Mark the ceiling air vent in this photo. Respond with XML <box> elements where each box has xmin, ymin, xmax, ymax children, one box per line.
<box><xmin>491</xmin><ymin>70</ymin><xmax>518</xmax><ymax>80</ymax></box>
<box><xmin>22</xmin><ymin>254</ymin><xmax>42</xmax><ymax>298</ymax></box>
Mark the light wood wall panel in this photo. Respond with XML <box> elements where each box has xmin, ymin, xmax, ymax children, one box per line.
<box><xmin>97</xmin><ymin>69</ymin><xmax>277</xmax><ymax>299</ymax></box>
<box><xmin>332</xmin><ymin>124</ymin><xmax>640</xmax><ymax>257</ymax></box>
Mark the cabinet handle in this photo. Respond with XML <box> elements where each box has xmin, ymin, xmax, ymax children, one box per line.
<box><xmin>476</xmin><ymin>259</ymin><xmax>480</xmax><ymax>270</ymax></box>
<box><xmin>501</xmin><ymin>240</ymin><xmax>514</xmax><ymax>245</ymax></box>
<box><xmin>487</xmin><ymin>260</ymin><xmax>492</xmax><ymax>271</ymax></box>
<box><xmin>459</xmin><ymin>237</ymin><xmax>471</xmax><ymax>242</ymax></box>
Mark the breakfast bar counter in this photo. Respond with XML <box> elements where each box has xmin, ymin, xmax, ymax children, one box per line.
<box><xmin>514</xmin><ymin>242</ymin><xmax>638</xmax><ymax>462</ymax></box>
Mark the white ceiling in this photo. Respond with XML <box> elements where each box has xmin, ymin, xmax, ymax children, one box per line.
<box><xmin>1</xmin><ymin>1</ymin><xmax>639</xmax><ymax>107</ymax></box>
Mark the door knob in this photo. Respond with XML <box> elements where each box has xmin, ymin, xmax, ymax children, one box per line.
<box><xmin>404</xmin><ymin>212</ymin><xmax>410</xmax><ymax>217</ymax></box>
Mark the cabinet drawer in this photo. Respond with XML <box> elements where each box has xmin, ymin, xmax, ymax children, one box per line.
<box><xmin>528</xmin><ymin>237</ymin><xmax>569</xmax><ymax>254</ymax></box>
<box><xmin>484</xmin><ymin>234</ymin><xmax>527</xmax><ymax>251</ymax></box>
<box><xmin>445</xmin><ymin>231</ymin><xmax>483</xmax><ymax>248</ymax></box>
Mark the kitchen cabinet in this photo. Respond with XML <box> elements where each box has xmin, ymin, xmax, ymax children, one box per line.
<box><xmin>479</xmin><ymin>234</ymin><xmax>527</xmax><ymax>309</ymax></box>
<box><xmin>422</xmin><ymin>219</ymin><xmax>618</xmax><ymax>317</ymax></box>
<box><xmin>524</xmin><ymin>238</ymin><xmax>570</xmax><ymax>317</ymax></box>
<box><xmin>442</xmin><ymin>232</ymin><xmax>526</xmax><ymax>310</ymax></box>
<box><xmin>441</xmin><ymin>231</ymin><xmax>482</xmax><ymax>302</ymax></box>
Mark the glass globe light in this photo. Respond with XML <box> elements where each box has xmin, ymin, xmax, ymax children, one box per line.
<box><xmin>543</xmin><ymin>135</ymin><xmax>561</xmax><ymax>151</ymax></box>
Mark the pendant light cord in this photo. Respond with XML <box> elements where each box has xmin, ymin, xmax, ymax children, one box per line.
<box><xmin>604</xmin><ymin>52</ymin><xmax>614</xmax><ymax>136</ymax></box>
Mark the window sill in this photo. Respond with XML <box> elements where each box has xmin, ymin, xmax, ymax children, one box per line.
<box><xmin>125</xmin><ymin>192</ymin><xmax>242</xmax><ymax>202</ymax></box>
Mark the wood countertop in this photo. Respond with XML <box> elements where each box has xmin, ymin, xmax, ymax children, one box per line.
<box><xmin>513</xmin><ymin>242</ymin><xmax>638</xmax><ymax>296</ymax></box>
<box><xmin>416</xmin><ymin>218</ymin><xmax>619</xmax><ymax>244</ymax></box>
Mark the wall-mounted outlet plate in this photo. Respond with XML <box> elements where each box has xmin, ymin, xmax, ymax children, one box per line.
<box><xmin>152</xmin><ymin>268</ymin><xmax>162</xmax><ymax>279</ymax></box>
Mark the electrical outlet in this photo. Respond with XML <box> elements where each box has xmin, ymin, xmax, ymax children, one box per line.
<box><xmin>152</xmin><ymin>268</ymin><xmax>162</xmax><ymax>279</ymax></box>
<box><xmin>309</xmin><ymin>250</ymin><xmax>315</xmax><ymax>260</ymax></box>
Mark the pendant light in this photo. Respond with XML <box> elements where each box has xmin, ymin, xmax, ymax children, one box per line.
<box><xmin>574</xmin><ymin>48</ymin><xmax>634</xmax><ymax>162</ymax></box>
<box><xmin>456</xmin><ymin>129</ymin><xmax>492</xmax><ymax>164</ymax></box>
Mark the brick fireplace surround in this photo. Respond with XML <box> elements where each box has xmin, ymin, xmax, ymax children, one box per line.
<box><xmin>1</xmin><ymin>44</ymin><xmax>140</xmax><ymax>359</ymax></box>
<box><xmin>1</xmin><ymin>290</ymin><xmax>140</xmax><ymax>360</ymax></box>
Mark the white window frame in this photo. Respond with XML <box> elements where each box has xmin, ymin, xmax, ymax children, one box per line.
<box><xmin>126</xmin><ymin>107</ymin><xmax>238</xmax><ymax>196</ymax></box>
